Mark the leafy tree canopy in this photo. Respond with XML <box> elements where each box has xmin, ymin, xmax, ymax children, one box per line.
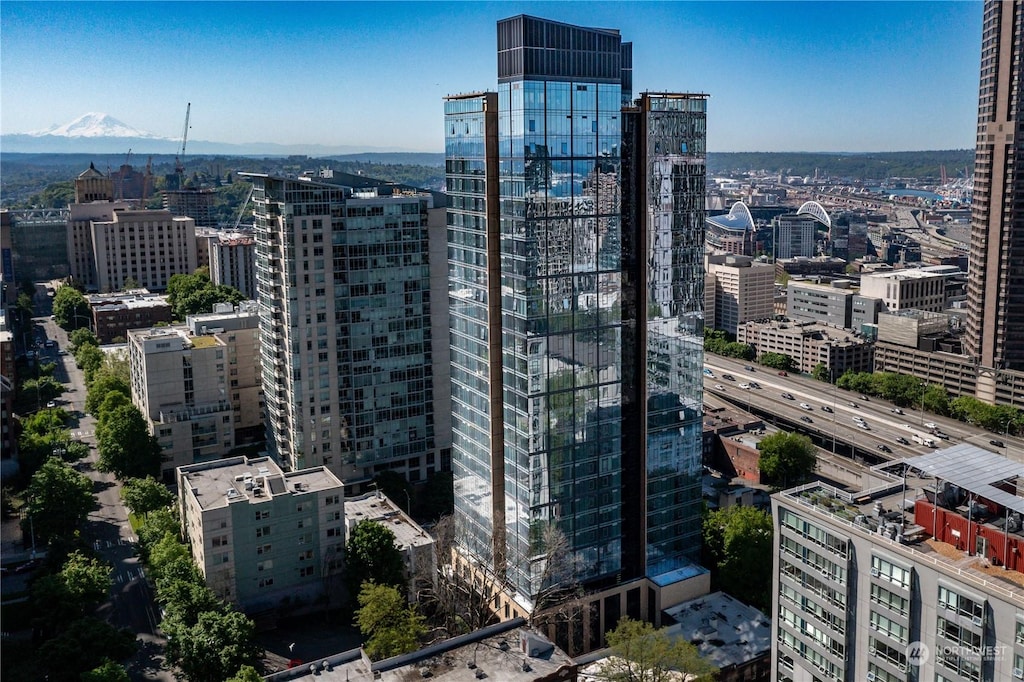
<box><xmin>85</xmin><ymin>370</ymin><xmax>130</xmax><ymax>415</ymax></box>
<box><xmin>53</xmin><ymin>285</ymin><xmax>91</xmax><ymax>330</ymax></box>
<box><xmin>164</xmin><ymin>609</ymin><xmax>262</xmax><ymax>682</ymax></box>
<box><xmin>122</xmin><ymin>476</ymin><xmax>174</xmax><ymax>516</ymax></box>
<box><xmin>81</xmin><ymin>658</ymin><xmax>132</xmax><ymax>682</ymax></box>
<box><xmin>27</xmin><ymin>457</ymin><xmax>94</xmax><ymax>542</ymax></box>
<box><xmin>757</xmin><ymin>432</ymin><xmax>817</xmax><ymax>488</ymax></box>
<box><xmin>69</xmin><ymin>327</ymin><xmax>99</xmax><ymax>353</ymax></box>
<box><xmin>95</xmin><ymin>404</ymin><xmax>161</xmax><ymax>479</ymax></box>
<box><xmin>345</xmin><ymin>520</ymin><xmax>407</xmax><ymax>596</ymax></box>
<box><xmin>166</xmin><ymin>268</ymin><xmax>245</xmax><ymax>319</ymax></box>
<box><xmin>355</xmin><ymin>582</ymin><xmax>427</xmax><ymax>661</ymax></box>
<box><xmin>38</xmin><ymin>617</ymin><xmax>138</xmax><ymax>682</ymax></box>
<box><xmin>596</xmin><ymin>617</ymin><xmax>717</xmax><ymax>682</ymax></box>
<box><xmin>759</xmin><ymin>352</ymin><xmax>794</xmax><ymax>372</ymax></box>
<box><xmin>702</xmin><ymin>505</ymin><xmax>773</xmax><ymax>611</ymax></box>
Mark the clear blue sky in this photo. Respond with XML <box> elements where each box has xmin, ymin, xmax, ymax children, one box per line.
<box><xmin>1</xmin><ymin>1</ymin><xmax>982</xmax><ymax>153</ymax></box>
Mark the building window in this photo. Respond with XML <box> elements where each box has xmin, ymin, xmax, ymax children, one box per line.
<box><xmin>299</xmin><ymin>550</ymin><xmax>313</xmax><ymax>562</ymax></box>
<box><xmin>297</xmin><ymin>518</ymin><xmax>310</xmax><ymax>529</ymax></box>
<box><xmin>212</xmin><ymin>535</ymin><xmax>229</xmax><ymax>548</ymax></box>
<box><xmin>296</xmin><ymin>502</ymin><xmax>307</xmax><ymax>513</ymax></box>
<box><xmin>257</xmin><ymin>560</ymin><xmax>273</xmax><ymax>572</ymax></box>
<box><xmin>258</xmin><ymin>577</ymin><xmax>274</xmax><ymax>588</ymax></box>
<box><xmin>255</xmin><ymin>509</ymin><xmax>270</xmax><ymax>520</ymax></box>
<box><xmin>299</xmin><ymin>566</ymin><xmax>314</xmax><ymax>578</ymax></box>
<box><xmin>326</xmin><ymin>527</ymin><xmax>342</xmax><ymax>538</ymax></box>
<box><xmin>257</xmin><ymin>544</ymin><xmax>272</xmax><ymax>555</ymax></box>
<box><xmin>326</xmin><ymin>511</ymin><xmax>341</xmax><ymax>522</ymax></box>
<box><xmin>255</xmin><ymin>526</ymin><xmax>271</xmax><ymax>538</ymax></box>
<box><xmin>297</xmin><ymin>533</ymin><xmax>312</xmax><ymax>545</ymax></box>
<box><xmin>325</xmin><ymin>494</ymin><xmax>340</xmax><ymax>506</ymax></box>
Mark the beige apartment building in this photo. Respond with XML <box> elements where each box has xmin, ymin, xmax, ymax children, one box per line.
<box><xmin>706</xmin><ymin>254</ymin><xmax>775</xmax><ymax>335</ymax></box>
<box><xmin>128</xmin><ymin>302</ymin><xmax>262</xmax><ymax>481</ymax></box>
<box><xmin>91</xmin><ymin>208</ymin><xmax>197</xmax><ymax>292</ymax></box>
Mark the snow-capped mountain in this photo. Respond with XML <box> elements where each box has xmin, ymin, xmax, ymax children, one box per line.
<box><xmin>27</xmin><ymin>113</ymin><xmax>169</xmax><ymax>139</ymax></box>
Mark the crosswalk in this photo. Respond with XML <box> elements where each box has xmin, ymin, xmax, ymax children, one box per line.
<box><xmin>72</xmin><ymin>430</ymin><xmax>94</xmax><ymax>439</ymax></box>
<box><xmin>115</xmin><ymin>567</ymin><xmax>146</xmax><ymax>583</ymax></box>
<box><xmin>93</xmin><ymin>538</ymin><xmax>136</xmax><ymax>550</ymax></box>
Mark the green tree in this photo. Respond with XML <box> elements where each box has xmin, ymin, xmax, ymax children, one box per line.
<box><xmin>345</xmin><ymin>520</ymin><xmax>407</xmax><ymax>596</ymax></box>
<box><xmin>53</xmin><ymin>285</ymin><xmax>91</xmax><ymax>330</ymax></box>
<box><xmin>32</xmin><ymin>551</ymin><xmax>111</xmax><ymax>634</ymax></box>
<box><xmin>757</xmin><ymin>432</ymin><xmax>817</xmax><ymax>488</ymax></box>
<box><xmin>14</xmin><ymin>291</ymin><xmax>35</xmax><ymax>327</ymax></box>
<box><xmin>595</xmin><ymin>617</ymin><xmax>717</xmax><ymax>682</ymax></box>
<box><xmin>158</xmin><ymin>572</ymin><xmax>223</xmax><ymax>629</ymax></box>
<box><xmin>38</xmin><ymin>617</ymin><xmax>138</xmax><ymax>681</ymax></box>
<box><xmin>164</xmin><ymin>609</ymin><xmax>262</xmax><ymax>682</ymax></box>
<box><xmin>75</xmin><ymin>344</ymin><xmax>105</xmax><ymax>383</ymax></box>
<box><xmin>28</xmin><ymin>180</ymin><xmax>75</xmax><ymax>208</ymax></box>
<box><xmin>759</xmin><ymin>352</ymin><xmax>794</xmax><ymax>372</ymax></box>
<box><xmin>19</xmin><ymin>375</ymin><xmax>64</xmax><ymax>406</ymax></box>
<box><xmin>95</xmin><ymin>404</ymin><xmax>161</xmax><ymax>479</ymax></box>
<box><xmin>85</xmin><ymin>370</ymin><xmax>130</xmax><ymax>415</ymax></box>
<box><xmin>69</xmin><ymin>327</ymin><xmax>99</xmax><ymax>353</ymax></box>
<box><xmin>136</xmin><ymin>507</ymin><xmax>180</xmax><ymax>557</ymax></box>
<box><xmin>811</xmin><ymin>363</ymin><xmax>830</xmax><ymax>382</ymax></box>
<box><xmin>225</xmin><ymin>666</ymin><xmax>264</xmax><ymax>682</ymax></box>
<box><xmin>166</xmin><ymin>269</ymin><xmax>245</xmax><ymax>319</ymax></box>
<box><xmin>921</xmin><ymin>383</ymin><xmax>950</xmax><ymax>416</ymax></box>
<box><xmin>122</xmin><ymin>476</ymin><xmax>174</xmax><ymax>516</ymax></box>
<box><xmin>355</xmin><ymin>582</ymin><xmax>427</xmax><ymax>661</ymax></box>
<box><xmin>148</xmin><ymin>532</ymin><xmax>192</xmax><ymax>582</ymax></box>
<box><xmin>701</xmin><ymin>505</ymin><xmax>774</xmax><ymax>611</ymax></box>
<box><xmin>26</xmin><ymin>458</ymin><xmax>94</xmax><ymax>542</ymax></box>
<box><xmin>82</xmin><ymin>659</ymin><xmax>131</xmax><ymax>682</ymax></box>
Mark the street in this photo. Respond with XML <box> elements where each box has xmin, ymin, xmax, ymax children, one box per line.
<box><xmin>31</xmin><ymin>283</ymin><xmax>174</xmax><ymax>681</ymax></box>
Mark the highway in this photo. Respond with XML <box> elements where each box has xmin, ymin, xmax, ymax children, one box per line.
<box><xmin>703</xmin><ymin>354</ymin><xmax>1023</xmax><ymax>465</ymax></box>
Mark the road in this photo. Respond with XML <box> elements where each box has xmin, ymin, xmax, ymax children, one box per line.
<box><xmin>32</xmin><ymin>284</ymin><xmax>173</xmax><ymax>681</ymax></box>
<box><xmin>704</xmin><ymin>354</ymin><xmax>1023</xmax><ymax>464</ymax></box>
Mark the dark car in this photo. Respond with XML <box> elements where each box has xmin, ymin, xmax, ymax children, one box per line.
<box><xmin>821</xmin><ymin>405</ymin><xmax>833</xmax><ymax>413</ymax></box>
<box><xmin>990</xmin><ymin>439</ymin><xmax>1006</xmax><ymax>448</ymax></box>
<box><xmin>743</xmin><ymin>365</ymin><xmax>755</xmax><ymax>371</ymax></box>
<box><xmin>800</xmin><ymin>416</ymin><xmax>813</xmax><ymax>423</ymax></box>
<box><xmin>781</xmin><ymin>393</ymin><xmax>794</xmax><ymax>400</ymax></box>
<box><xmin>877</xmin><ymin>444</ymin><xmax>892</xmax><ymax>453</ymax></box>
<box><xmin>749</xmin><ymin>382</ymin><xmax>761</xmax><ymax>389</ymax></box>
<box><xmin>896</xmin><ymin>437</ymin><xmax>910</xmax><ymax>445</ymax></box>
<box><xmin>722</xmin><ymin>374</ymin><xmax>735</xmax><ymax>381</ymax></box>
<box><xmin>778</xmin><ymin>371</ymin><xmax>788</xmax><ymax>376</ymax></box>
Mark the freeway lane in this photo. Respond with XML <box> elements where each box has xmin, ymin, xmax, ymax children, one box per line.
<box><xmin>704</xmin><ymin>354</ymin><xmax>1023</xmax><ymax>463</ymax></box>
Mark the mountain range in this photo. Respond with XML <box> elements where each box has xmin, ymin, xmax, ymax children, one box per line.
<box><xmin>2</xmin><ymin>112</ymin><xmax>416</xmax><ymax>156</ymax></box>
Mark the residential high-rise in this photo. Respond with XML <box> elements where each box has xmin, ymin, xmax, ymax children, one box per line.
<box><xmin>966</xmin><ymin>0</ymin><xmax>1024</xmax><ymax>379</ymax></box>
<box><xmin>705</xmin><ymin>253</ymin><xmax>775</xmax><ymax>335</ymax></box>
<box><xmin>89</xmin><ymin>208</ymin><xmax>197</xmax><ymax>292</ymax></box>
<box><xmin>247</xmin><ymin>174</ymin><xmax>447</xmax><ymax>489</ymax></box>
<box><xmin>445</xmin><ymin>16</ymin><xmax>708</xmax><ymax>642</ymax></box>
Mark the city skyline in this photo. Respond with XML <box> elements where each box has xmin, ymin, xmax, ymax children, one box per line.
<box><xmin>1</xmin><ymin>1</ymin><xmax>981</xmax><ymax>153</ymax></box>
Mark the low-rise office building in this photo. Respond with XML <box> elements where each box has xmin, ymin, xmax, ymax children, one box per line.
<box><xmin>89</xmin><ymin>290</ymin><xmax>172</xmax><ymax>343</ymax></box>
<box><xmin>737</xmin><ymin>319</ymin><xmax>873</xmax><ymax>376</ymax></box>
<box><xmin>178</xmin><ymin>456</ymin><xmax>346</xmax><ymax>613</ymax></box>
<box><xmin>787</xmin><ymin>280</ymin><xmax>856</xmax><ymax>328</ymax></box>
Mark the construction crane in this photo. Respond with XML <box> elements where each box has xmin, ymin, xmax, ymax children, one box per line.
<box><xmin>174</xmin><ymin>102</ymin><xmax>191</xmax><ymax>189</ymax></box>
<box><xmin>231</xmin><ymin>186</ymin><xmax>254</xmax><ymax>231</ymax></box>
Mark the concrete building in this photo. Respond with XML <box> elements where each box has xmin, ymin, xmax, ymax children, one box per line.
<box><xmin>966</xmin><ymin>0</ymin><xmax>1024</xmax><ymax>376</ymax></box>
<box><xmin>344</xmin><ymin>491</ymin><xmax>435</xmax><ymax>597</ymax></box>
<box><xmin>129</xmin><ymin>302</ymin><xmax>262</xmax><ymax>481</ymax></box>
<box><xmin>90</xmin><ymin>208</ymin><xmax>197</xmax><ymax>292</ymax></box>
<box><xmin>787</xmin><ymin>280</ymin><xmax>856</xmax><ymax>328</ymax></box>
<box><xmin>737</xmin><ymin>319</ymin><xmax>873</xmax><ymax>376</ymax></box>
<box><xmin>68</xmin><ymin>200</ymin><xmax>129</xmax><ymax>289</ymax></box>
<box><xmin>852</xmin><ymin>294</ymin><xmax>883</xmax><ymax>330</ymax></box>
<box><xmin>88</xmin><ymin>290</ymin><xmax>172</xmax><ymax>344</ymax></box>
<box><xmin>445</xmin><ymin>16</ymin><xmax>710</xmax><ymax>654</ymax></box>
<box><xmin>771</xmin><ymin>445</ymin><xmax>1024</xmax><ymax>682</ymax></box>
<box><xmin>775</xmin><ymin>256</ymin><xmax>847</xmax><ymax>280</ymax></box>
<box><xmin>247</xmin><ymin>174</ymin><xmax>449</xmax><ymax>490</ymax></box>
<box><xmin>706</xmin><ymin>254</ymin><xmax>775</xmax><ymax>335</ymax></box>
<box><xmin>209</xmin><ymin>232</ymin><xmax>257</xmax><ymax>300</ymax></box>
<box><xmin>662</xmin><ymin>592</ymin><xmax>771</xmax><ymax>682</ymax></box>
<box><xmin>263</xmin><ymin>619</ymin><xmax>575</xmax><ymax>682</ymax></box>
<box><xmin>773</xmin><ymin>205</ymin><xmax>827</xmax><ymax>260</ymax></box>
<box><xmin>163</xmin><ymin>187</ymin><xmax>217</xmax><ymax>227</ymax></box>
<box><xmin>860</xmin><ymin>269</ymin><xmax>949</xmax><ymax>314</ymax></box>
<box><xmin>177</xmin><ymin>456</ymin><xmax>346</xmax><ymax>613</ymax></box>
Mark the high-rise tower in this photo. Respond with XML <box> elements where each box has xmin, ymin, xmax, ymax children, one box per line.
<box><xmin>966</xmin><ymin>0</ymin><xmax>1024</xmax><ymax>378</ymax></box>
<box><xmin>445</xmin><ymin>16</ymin><xmax>707</xmax><ymax>643</ymax></box>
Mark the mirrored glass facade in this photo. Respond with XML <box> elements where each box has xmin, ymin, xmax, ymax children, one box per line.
<box><xmin>446</xmin><ymin>16</ymin><xmax>707</xmax><ymax>608</ymax></box>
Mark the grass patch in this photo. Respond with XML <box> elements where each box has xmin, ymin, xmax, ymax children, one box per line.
<box><xmin>128</xmin><ymin>513</ymin><xmax>143</xmax><ymax>533</ymax></box>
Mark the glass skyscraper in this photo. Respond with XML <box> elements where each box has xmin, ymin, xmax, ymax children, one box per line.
<box><xmin>445</xmin><ymin>16</ymin><xmax>707</xmax><ymax>633</ymax></box>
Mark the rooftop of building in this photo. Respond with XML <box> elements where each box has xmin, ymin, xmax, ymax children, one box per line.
<box><xmin>662</xmin><ymin>591</ymin><xmax>771</xmax><ymax>671</ymax></box>
<box><xmin>345</xmin><ymin>491</ymin><xmax>433</xmax><ymax>552</ymax></box>
<box><xmin>264</xmin><ymin>619</ymin><xmax>574</xmax><ymax>682</ymax></box>
<box><xmin>861</xmin><ymin>267</ymin><xmax>952</xmax><ymax>281</ymax></box>
<box><xmin>701</xmin><ymin>402</ymin><xmax>764</xmax><ymax>436</ymax></box>
<box><xmin>179</xmin><ymin>456</ymin><xmax>343</xmax><ymax>511</ymax></box>
<box><xmin>87</xmin><ymin>290</ymin><xmax>170</xmax><ymax>311</ymax></box>
<box><xmin>741</xmin><ymin>318</ymin><xmax>868</xmax><ymax>345</ymax></box>
<box><xmin>778</xmin><ymin>443</ymin><xmax>1024</xmax><ymax>600</ymax></box>
<box><xmin>185</xmin><ymin>301</ymin><xmax>259</xmax><ymax>334</ymax></box>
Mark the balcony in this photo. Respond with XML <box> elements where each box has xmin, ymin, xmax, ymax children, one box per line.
<box><xmin>158</xmin><ymin>401</ymin><xmax>232</xmax><ymax>424</ymax></box>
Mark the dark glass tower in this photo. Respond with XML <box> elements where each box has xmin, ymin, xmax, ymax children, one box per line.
<box><xmin>446</xmin><ymin>16</ymin><xmax>706</xmax><ymax>625</ymax></box>
<box><xmin>966</xmin><ymin>0</ymin><xmax>1024</xmax><ymax>376</ymax></box>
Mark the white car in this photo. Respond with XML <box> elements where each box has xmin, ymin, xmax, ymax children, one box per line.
<box><xmin>799</xmin><ymin>403</ymin><xmax>812</xmax><ymax>410</ymax></box>
<box><xmin>924</xmin><ymin>422</ymin><xmax>937</xmax><ymax>430</ymax></box>
<box><xmin>739</xmin><ymin>383</ymin><xmax>751</xmax><ymax>389</ymax></box>
<box><xmin>714</xmin><ymin>384</ymin><xmax>725</xmax><ymax>390</ymax></box>
<box><xmin>857</xmin><ymin>422</ymin><xmax>871</xmax><ymax>430</ymax></box>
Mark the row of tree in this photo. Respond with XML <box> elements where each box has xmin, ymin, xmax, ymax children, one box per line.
<box><xmin>703</xmin><ymin>329</ymin><xmax>755</xmax><ymax>361</ymax></box>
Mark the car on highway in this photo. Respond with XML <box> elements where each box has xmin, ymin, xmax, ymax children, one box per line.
<box><xmin>821</xmin><ymin>405</ymin><xmax>833</xmax><ymax>413</ymax></box>
<box><xmin>896</xmin><ymin>437</ymin><xmax>910</xmax><ymax>445</ymax></box>
<box><xmin>744</xmin><ymin>365</ymin><xmax>755</xmax><ymax>371</ymax></box>
<box><xmin>859</xmin><ymin>395</ymin><xmax>870</xmax><ymax>401</ymax></box>
<box><xmin>852</xmin><ymin>416</ymin><xmax>865</xmax><ymax>423</ymax></box>
<box><xmin>714</xmin><ymin>384</ymin><xmax>725</xmax><ymax>390</ymax></box>
<box><xmin>924</xmin><ymin>422</ymin><xmax>938</xmax><ymax>430</ymax></box>
<box><xmin>781</xmin><ymin>393</ymin><xmax>794</xmax><ymax>400</ymax></box>
<box><xmin>703</xmin><ymin>368</ymin><xmax>714</xmax><ymax>377</ymax></box>
<box><xmin>934</xmin><ymin>431</ymin><xmax>950</xmax><ymax>440</ymax></box>
<box><xmin>722</xmin><ymin>374</ymin><xmax>735</xmax><ymax>381</ymax></box>
<box><xmin>799</xmin><ymin>403</ymin><xmax>812</xmax><ymax>410</ymax></box>
<box><xmin>800</xmin><ymin>416</ymin><xmax>813</xmax><ymax>423</ymax></box>
<box><xmin>739</xmin><ymin>383</ymin><xmax>751</xmax><ymax>389</ymax></box>
<box><xmin>778</xmin><ymin>371</ymin><xmax>788</xmax><ymax>376</ymax></box>
<box><xmin>891</xmin><ymin>408</ymin><xmax>904</xmax><ymax>415</ymax></box>
<box><xmin>749</xmin><ymin>382</ymin><xmax>761</xmax><ymax>389</ymax></box>
<box><xmin>849</xmin><ymin>401</ymin><xmax>858</xmax><ymax>408</ymax></box>
<box><xmin>857</xmin><ymin>422</ymin><xmax>871</xmax><ymax>430</ymax></box>
<box><xmin>877</xmin><ymin>444</ymin><xmax>892</xmax><ymax>453</ymax></box>
<box><xmin>991</xmin><ymin>439</ymin><xmax>1006</xmax><ymax>448</ymax></box>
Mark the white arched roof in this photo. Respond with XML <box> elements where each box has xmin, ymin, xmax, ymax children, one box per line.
<box><xmin>796</xmin><ymin>201</ymin><xmax>831</xmax><ymax>229</ymax></box>
<box><xmin>728</xmin><ymin>201</ymin><xmax>754</xmax><ymax>227</ymax></box>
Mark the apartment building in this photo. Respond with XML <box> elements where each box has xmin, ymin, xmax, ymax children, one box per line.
<box><xmin>88</xmin><ymin>290</ymin><xmax>172</xmax><ymax>343</ymax></box>
<box><xmin>67</xmin><ymin>200</ymin><xmax>129</xmax><ymax>289</ymax></box>
<box><xmin>860</xmin><ymin>269</ymin><xmax>950</xmax><ymax>314</ymax></box>
<box><xmin>90</xmin><ymin>208</ymin><xmax>198</xmax><ymax>292</ymax></box>
<box><xmin>772</xmin><ymin>445</ymin><xmax>1024</xmax><ymax>682</ymax></box>
<box><xmin>209</xmin><ymin>232</ymin><xmax>257</xmax><ymax>300</ymax></box>
<box><xmin>178</xmin><ymin>456</ymin><xmax>346</xmax><ymax>612</ymax></box>
<box><xmin>128</xmin><ymin>302</ymin><xmax>262</xmax><ymax>481</ymax></box>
